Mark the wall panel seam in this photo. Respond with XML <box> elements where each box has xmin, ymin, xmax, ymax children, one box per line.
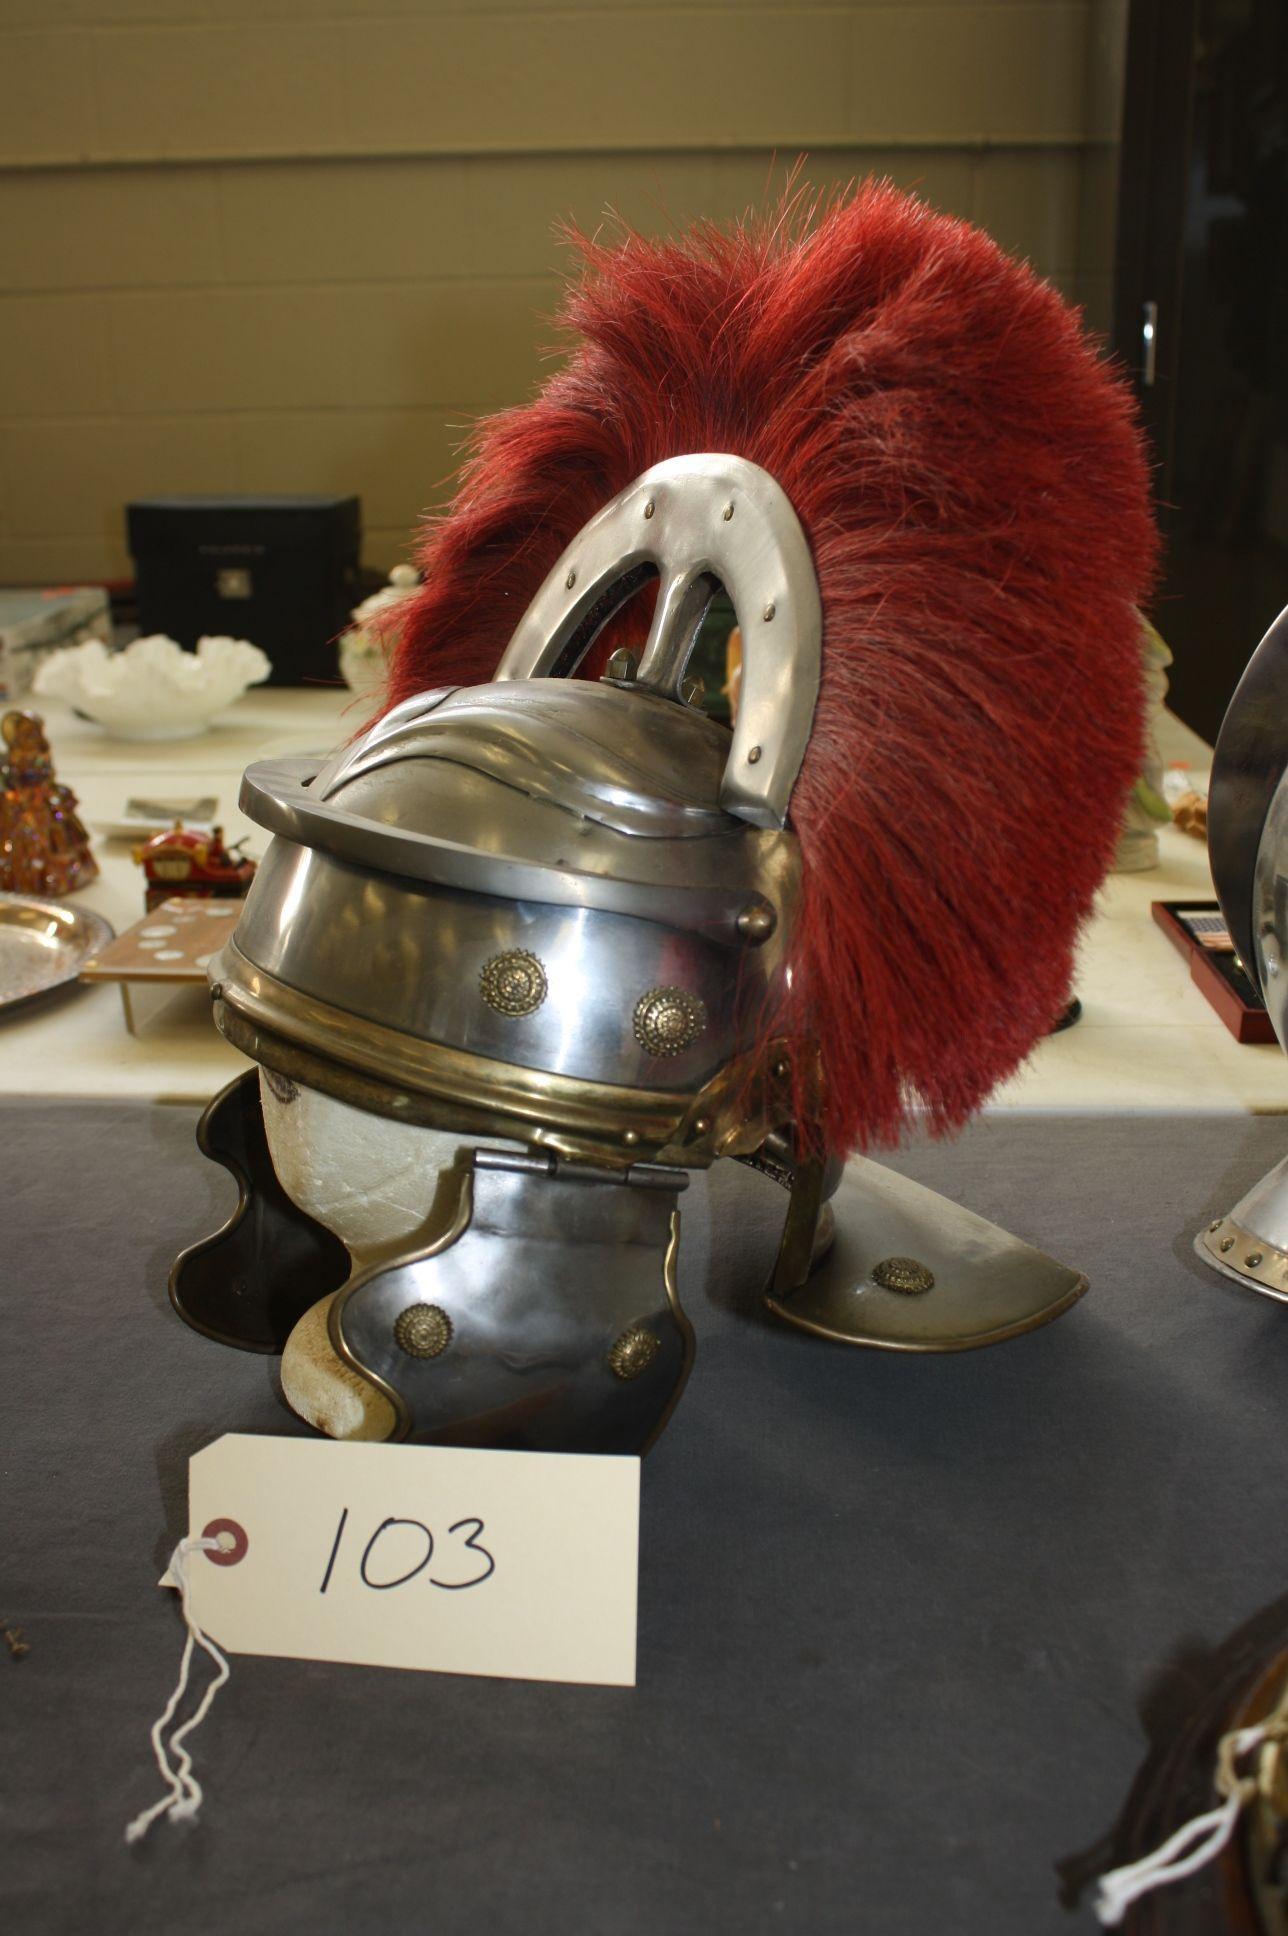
<box><xmin>0</xmin><ymin>136</ymin><xmax>1111</xmax><ymax>179</ymax></box>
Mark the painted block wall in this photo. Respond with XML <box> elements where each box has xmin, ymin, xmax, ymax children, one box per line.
<box><xmin>0</xmin><ymin>0</ymin><xmax>1124</xmax><ymax>585</ymax></box>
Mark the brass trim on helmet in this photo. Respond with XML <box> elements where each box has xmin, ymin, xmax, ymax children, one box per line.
<box><xmin>211</xmin><ymin>940</ymin><xmax>817</xmax><ymax>1170</ymax></box>
<box><xmin>327</xmin><ymin>1159</ymin><xmax>477</xmax><ymax>1443</ymax></box>
<box><xmin>637</xmin><ymin>1208</ymin><xmax>696</xmax><ymax>1454</ymax></box>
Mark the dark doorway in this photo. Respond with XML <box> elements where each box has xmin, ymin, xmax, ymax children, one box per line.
<box><xmin>1115</xmin><ymin>0</ymin><xmax>1288</xmax><ymax>744</ymax></box>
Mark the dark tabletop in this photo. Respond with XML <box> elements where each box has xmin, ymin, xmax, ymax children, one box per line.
<box><xmin>5</xmin><ymin>1099</ymin><xmax>1288</xmax><ymax>1936</ymax></box>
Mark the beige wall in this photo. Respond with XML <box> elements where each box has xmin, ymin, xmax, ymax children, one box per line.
<box><xmin>0</xmin><ymin>0</ymin><xmax>1123</xmax><ymax>588</ymax></box>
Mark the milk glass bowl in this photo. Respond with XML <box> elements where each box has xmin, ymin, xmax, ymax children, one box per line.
<box><xmin>33</xmin><ymin>634</ymin><xmax>271</xmax><ymax>741</ymax></box>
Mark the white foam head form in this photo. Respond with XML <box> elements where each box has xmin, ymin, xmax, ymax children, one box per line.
<box><xmin>260</xmin><ymin>1073</ymin><xmax>471</xmax><ymax>1267</ymax></box>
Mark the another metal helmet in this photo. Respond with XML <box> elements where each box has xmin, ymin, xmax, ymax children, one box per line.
<box><xmin>1197</xmin><ymin>601</ymin><xmax>1288</xmax><ymax>1304</ymax></box>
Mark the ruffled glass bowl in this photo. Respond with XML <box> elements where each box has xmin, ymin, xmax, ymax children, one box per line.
<box><xmin>33</xmin><ymin>634</ymin><xmax>272</xmax><ymax>741</ymax></box>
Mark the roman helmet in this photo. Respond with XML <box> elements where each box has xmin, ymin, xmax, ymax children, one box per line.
<box><xmin>171</xmin><ymin>183</ymin><xmax>1156</xmax><ymax>1453</ymax></box>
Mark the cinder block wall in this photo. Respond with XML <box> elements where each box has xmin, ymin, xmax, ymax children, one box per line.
<box><xmin>0</xmin><ymin>0</ymin><xmax>1123</xmax><ymax>587</ymax></box>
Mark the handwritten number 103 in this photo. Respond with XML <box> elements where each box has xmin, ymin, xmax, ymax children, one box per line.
<box><xmin>320</xmin><ymin>1508</ymin><xmax>497</xmax><ymax>1594</ymax></box>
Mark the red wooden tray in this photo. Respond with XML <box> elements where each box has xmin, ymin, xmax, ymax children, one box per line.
<box><xmin>1151</xmin><ymin>900</ymin><xmax>1277</xmax><ymax>1044</ymax></box>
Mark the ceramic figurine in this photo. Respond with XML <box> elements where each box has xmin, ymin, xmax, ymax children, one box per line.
<box><xmin>338</xmin><ymin>565</ymin><xmax>420</xmax><ymax>697</ymax></box>
<box><xmin>171</xmin><ymin>184</ymin><xmax>1156</xmax><ymax>1454</ymax></box>
<box><xmin>33</xmin><ymin>633</ymin><xmax>269</xmax><ymax>741</ymax></box>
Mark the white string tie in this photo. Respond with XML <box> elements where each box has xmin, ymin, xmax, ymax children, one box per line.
<box><xmin>124</xmin><ymin>1535</ymin><xmax>231</xmax><ymax>1845</ymax></box>
<box><xmin>1094</xmin><ymin>1722</ymin><xmax>1272</xmax><ymax>1926</ymax></box>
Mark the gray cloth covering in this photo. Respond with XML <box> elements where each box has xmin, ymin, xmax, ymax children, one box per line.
<box><xmin>5</xmin><ymin>1099</ymin><xmax>1288</xmax><ymax>1936</ymax></box>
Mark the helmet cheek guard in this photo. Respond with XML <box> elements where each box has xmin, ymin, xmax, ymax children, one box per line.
<box><xmin>330</xmin><ymin>1150</ymin><xmax>694</xmax><ymax>1456</ymax></box>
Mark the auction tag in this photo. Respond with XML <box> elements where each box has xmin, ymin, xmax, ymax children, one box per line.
<box><xmin>173</xmin><ymin>1434</ymin><xmax>640</xmax><ymax>1686</ymax></box>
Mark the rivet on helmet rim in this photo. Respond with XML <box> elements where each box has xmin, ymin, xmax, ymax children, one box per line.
<box><xmin>736</xmin><ymin>901</ymin><xmax>776</xmax><ymax>943</ymax></box>
<box><xmin>604</xmin><ymin>647</ymin><xmax>638</xmax><ymax>684</ymax></box>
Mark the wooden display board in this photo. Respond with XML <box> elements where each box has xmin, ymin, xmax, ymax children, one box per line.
<box><xmin>80</xmin><ymin>896</ymin><xmax>244</xmax><ymax>1034</ymax></box>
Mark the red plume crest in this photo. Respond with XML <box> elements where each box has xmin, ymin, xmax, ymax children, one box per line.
<box><xmin>387</xmin><ymin>181</ymin><xmax>1157</xmax><ymax>1153</ymax></box>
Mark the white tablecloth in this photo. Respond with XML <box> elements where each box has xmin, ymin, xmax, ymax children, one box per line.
<box><xmin>6</xmin><ymin>692</ymin><xmax>1286</xmax><ymax>1116</ymax></box>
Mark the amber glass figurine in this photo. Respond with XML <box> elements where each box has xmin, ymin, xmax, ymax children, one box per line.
<box><xmin>0</xmin><ymin>710</ymin><xmax>97</xmax><ymax>895</ymax></box>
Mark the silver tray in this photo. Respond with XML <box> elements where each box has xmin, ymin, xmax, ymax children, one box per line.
<box><xmin>0</xmin><ymin>893</ymin><xmax>115</xmax><ymax>1013</ymax></box>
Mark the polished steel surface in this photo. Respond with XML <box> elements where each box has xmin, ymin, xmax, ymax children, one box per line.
<box><xmin>320</xmin><ymin>678</ymin><xmax>732</xmax><ymax>837</ymax></box>
<box><xmin>1252</xmin><ymin>763</ymin><xmax>1288</xmax><ymax>1047</ymax></box>
<box><xmin>212</xmin><ymin>954</ymin><xmax>804</xmax><ymax>1169</ymax></box>
<box><xmin>1195</xmin><ymin>1189</ymin><xmax>1288</xmax><ymax>1307</ymax></box>
<box><xmin>218</xmin><ymin>455</ymin><xmax>811</xmax><ymax>1297</ymax></box>
<box><xmin>246</xmin><ymin>671</ymin><xmax>799</xmax><ymax>944</ymax></box>
<box><xmin>1225</xmin><ymin>1148</ymin><xmax>1288</xmax><ymax>1254</ymax></box>
<box><xmin>766</xmin><ymin>1155</ymin><xmax>1087</xmax><ymax>1350</ymax></box>
<box><xmin>331</xmin><ymin>1150</ymin><xmax>693</xmax><ymax>1452</ymax></box>
<box><xmin>494</xmin><ymin>454</ymin><xmax>822</xmax><ymax>830</ymax></box>
<box><xmin>229</xmin><ymin>843</ymin><xmax>782</xmax><ymax>1089</ymax></box>
<box><xmin>0</xmin><ymin>891</ymin><xmax>113</xmax><ymax>1011</ymax></box>
<box><xmin>241</xmin><ymin>743</ymin><xmax>789</xmax><ymax>940</ymax></box>
<box><xmin>1209</xmin><ymin>600</ymin><xmax>1288</xmax><ymax>981</ymax></box>
<box><xmin>1198</xmin><ymin>596</ymin><xmax>1288</xmax><ymax>1315</ymax></box>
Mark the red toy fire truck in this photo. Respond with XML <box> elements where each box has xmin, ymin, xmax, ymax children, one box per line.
<box><xmin>134</xmin><ymin>822</ymin><xmax>256</xmax><ymax>913</ymax></box>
